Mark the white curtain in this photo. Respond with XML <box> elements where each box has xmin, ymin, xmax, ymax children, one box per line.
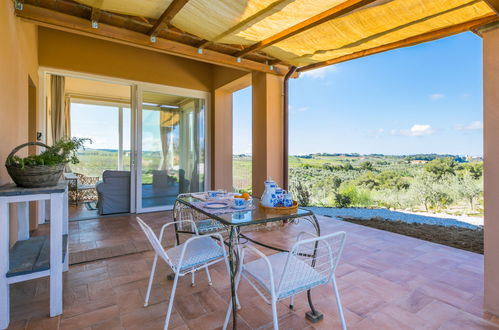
<box><xmin>158</xmin><ymin>110</ymin><xmax>178</xmax><ymax>171</ymax></box>
<box><xmin>179</xmin><ymin>99</ymin><xmax>203</xmax><ymax>193</ymax></box>
<box><xmin>50</xmin><ymin>75</ymin><xmax>70</xmax><ymax>142</ymax></box>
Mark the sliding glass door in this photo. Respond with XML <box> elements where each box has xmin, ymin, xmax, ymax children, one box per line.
<box><xmin>136</xmin><ymin>89</ymin><xmax>207</xmax><ymax>212</ymax></box>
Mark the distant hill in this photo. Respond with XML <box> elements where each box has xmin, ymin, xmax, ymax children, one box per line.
<box><xmin>80</xmin><ymin>149</ymin><xmax>482</xmax><ymax>162</ymax></box>
<box><xmin>293</xmin><ymin>153</ymin><xmax>480</xmax><ymax>162</ymax></box>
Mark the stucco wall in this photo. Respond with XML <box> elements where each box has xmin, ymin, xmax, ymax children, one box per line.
<box><xmin>0</xmin><ymin>0</ymin><xmax>39</xmax><ymax>244</ymax></box>
<box><xmin>0</xmin><ymin>1</ymin><xmax>39</xmax><ymax>184</ymax></box>
<box><xmin>38</xmin><ymin>28</ymin><xmax>214</xmax><ymax>91</ymax></box>
<box><xmin>483</xmin><ymin>26</ymin><xmax>499</xmax><ymax>317</ymax></box>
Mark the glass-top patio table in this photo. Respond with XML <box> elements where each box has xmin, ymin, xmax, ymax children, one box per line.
<box><xmin>173</xmin><ymin>194</ymin><xmax>324</xmax><ymax>329</ymax></box>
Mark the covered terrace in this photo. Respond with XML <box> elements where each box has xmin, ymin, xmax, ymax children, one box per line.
<box><xmin>1</xmin><ymin>0</ymin><xmax>499</xmax><ymax>329</ymax></box>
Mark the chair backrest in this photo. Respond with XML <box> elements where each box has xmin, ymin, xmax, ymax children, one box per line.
<box><xmin>102</xmin><ymin>170</ymin><xmax>131</xmax><ymax>183</ymax></box>
<box><xmin>136</xmin><ymin>217</ymin><xmax>170</xmax><ymax>264</ymax></box>
<box><xmin>278</xmin><ymin>231</ymin><xmax>346</xmax><ymax>295</ymax></box>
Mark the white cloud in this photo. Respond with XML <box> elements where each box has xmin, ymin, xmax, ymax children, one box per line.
<box><xmin>300</xmin><ymin>66</ymin><xmax>337</xmax><ymax>79</ymax></box>
<box><xmin>368</xmin><ymin>128</ymin><xmax>385</xmax><ymax>138</ymax></box>
<box><xmin>289</xmin><ymin>105</ymin><xmax>310</xmax><ymax>113</ymax></box>
<box><xmin>455</xmin><ymin>120</ymin><xmax>483</xmax><ymax>131</ymax></box>
<box><xmin>430</xmin><ymin>93</ymin><xmax>445</xmax><ymax>100</ymax></box>
<box><xmin>393</xmin><ymin>124</ymin><xmax>435</xmax><ymax>137</ymax></box>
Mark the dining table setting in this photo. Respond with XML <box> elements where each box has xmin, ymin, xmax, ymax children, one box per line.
<box><xmin>171</xmin><ymin>179</ymin><xmax>327</xmax><ymax>329</ymax></box>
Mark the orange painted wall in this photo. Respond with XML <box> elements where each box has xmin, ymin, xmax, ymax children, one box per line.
<box><xmin>0</xmin><ymin>0</ymin><xmax>39</xmax><ymax>243</ymax></box>
<box><xmin>0</xmin><ymin>1</ymin><xmax>39</xmax><ymax>184</ymax></box>
<box><xmin>38</xmin><ymin>28</ymin><xmax>214</xmax><ymax>91</ymax></box>
<box><xmin>483</xmin><ymin>26</ymin><xmax>499</xmax><ymax>317</ymax></box>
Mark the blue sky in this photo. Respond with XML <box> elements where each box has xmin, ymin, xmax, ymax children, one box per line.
<box><xmin>233</xmin><ymin>31</ymin><xmax>483</xmax><ymax>156</ymax></box>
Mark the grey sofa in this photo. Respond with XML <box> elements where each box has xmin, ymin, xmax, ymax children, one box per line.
<box><xmin>96</xmin><ymin>170</ymin><xmax>131</xmax><ymax>215</ymax></box>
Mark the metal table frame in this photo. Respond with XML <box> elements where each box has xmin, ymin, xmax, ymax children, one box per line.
<box><xmin>173</xmin><ymin>195</ymin><xmax>324</xmax><ymax>329</ymax></box>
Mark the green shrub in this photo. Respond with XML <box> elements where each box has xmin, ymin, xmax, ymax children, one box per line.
<box><xmin>335</xmin><ymin>193</ymin><xmax>352</xmax><ymax>207</ymax></box>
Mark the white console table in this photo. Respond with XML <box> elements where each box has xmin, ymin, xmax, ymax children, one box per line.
<box><xmin>0</xmin><ymin>183</ymin><xmax>68</xmax><ymax>329</ymax></box>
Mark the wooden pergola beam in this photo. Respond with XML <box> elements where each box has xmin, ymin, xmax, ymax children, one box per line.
<box><xmin>16</xmin><ymin>4</ymin><xmax>285</xmax><ymax>75</ymax></box>
<box><xmin>297</xmin><ymin>15</ymin><xmax>499</xmax><ymax>73</ymax></box>
<box><xmin>234</xmin><ymin>0</ymin><xmax>377</xmax><ymax>58</ymax></box>
<box><xmin>149</xmin><ymin>0</ymin><xmax>189</xmax><ymax>37</ymax></box>
<box><xmin>484</xmin><ymin>0</ymin><xmax>499</xmax><ymax>15</ymax></box>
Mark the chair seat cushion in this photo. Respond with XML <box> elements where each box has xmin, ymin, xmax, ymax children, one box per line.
<box><xmin>167</xmin><ymin>236</ymin><xmax>224</xmax><ymax>272</ymax></box>
<box><xmin>243</xmin><ymin>252</ymin><xmax>328</xmax><ymax>299</ymax></box>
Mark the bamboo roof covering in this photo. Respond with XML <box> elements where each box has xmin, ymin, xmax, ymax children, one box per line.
<box><xmin>17</xmin><ymin>0</ymin><xmax>499</xmax><ymax>74</ymax></box>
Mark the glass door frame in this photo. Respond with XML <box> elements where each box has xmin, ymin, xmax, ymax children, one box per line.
<box><xmin>135</xmin><ymin>82</ymin><xmax>210</xmax><ymax>213</ymax></box>
<box><xmin>38</xmin><ymin>67</ymin><xmax>211</xmax><ymax>215</ymax></box>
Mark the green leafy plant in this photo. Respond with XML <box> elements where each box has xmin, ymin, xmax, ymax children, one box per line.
<box><xmin>6</xmin><ymin>137</ymin><xmax>90</xmax><ymax>169</ymax></box>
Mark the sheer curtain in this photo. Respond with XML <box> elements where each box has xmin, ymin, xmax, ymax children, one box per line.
<box><xmin>179</xmin><ymin>99</ymin><xmax>204</xmax><ymax>193</ymax></box>
<box><xmin>158</xmin><ymin>110</ymin><xmax>179</xmax><ymax>171</ymax></box>
<box><xmin>50</xmin><ymin>75</ymin><xmax>70</xmax><ymax>143</ymax></box>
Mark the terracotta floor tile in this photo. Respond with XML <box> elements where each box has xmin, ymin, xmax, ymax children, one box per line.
<box><xmin>394</xmin><ymin>289</ymin><xmax>434</xmax><ymax>314</ymax></box>
<box><xmin>61</xmin><ymin>295</ymin><xmax>116</xmax><ymax>320</ymax></box>
<box><xmin>26</xmin><ymin>316</ymin><xmax>60</xmax><ymax>330</ymax></box>
<box><xmin>59</xmin><ymin>305</ymin><xmax>119</xmax><ymax>329</ymax></box>
<box><xmin>438</xmin><ymin>310</ymin><xmax>499</xmax><ymax>330</ymax></box>
<box><xmin>6</xmin><ymin>212</ymin><xmax>494</xmax><ymax>330</ymax></box>
<box><xmin>120</xmin><ymin>302</ymin><xmax>183</xmax><ymax>330</ymax></box>
<box><xmin>340</xmin><ymin>285</ymin><xmax>387</xmax><ymax>317</ymax></box>
<box><xmin>90</xmin><ymin>317</ymin><xmax>122</xmax><ymax>330</ymax></box>
<box><xmin>116</xmin><ymin>289</ymin><xmax>145</xmax><ymax>314</ymax></box>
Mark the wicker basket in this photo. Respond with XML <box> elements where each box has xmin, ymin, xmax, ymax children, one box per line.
<box><xmin>259</xmin><ymin>200</ymin><xmax>299</xmax><ymax>215</ymax></box>
<box><xmin>5</xmin><ymin>142</ymin><xmax>65</xmax><ymax>188</ymax></box>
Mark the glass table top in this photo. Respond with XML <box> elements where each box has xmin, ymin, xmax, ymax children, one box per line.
<box><xmin>176</xmin><ymin>194</ymin><xmax>313</xmax><ymax>226</ymax></box>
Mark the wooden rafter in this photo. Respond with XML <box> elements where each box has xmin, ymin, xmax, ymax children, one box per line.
<box><xmin>234</xmin><ymin>0</ymin><xmax>377</xmax><ymax>58</ymax></box>
<box><xmin>198</xmin><ymin>0</ymin><xmax>297</xmax><ymax>49</ymax></box>
<box><xmin>484</xmin><ymin>0</ymin><xmax>499</xmax><ymax>14</ymax></box>
<box><xmin>16</xmin><ymin>4</ymin><xmax>285</xmax><ymax>75</ymax></box>
<box><xmin>23</xmin><ymin>0</ymin><xmax>280</xmax><ymax>64</ymax></box>
<box><xmin>297</xmin><ymin>14</ymin><xmax>498</xmax><ymax>73</ymax></box>
<box><xmin>149</xmin><ymin>0</ymin><xmax>189</xmax><ymax>37</ymax></box>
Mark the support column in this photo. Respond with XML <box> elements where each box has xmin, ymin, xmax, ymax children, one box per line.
<box><xmin>252</xmin><ymin>72</ymin><xmax>284</xmax><ymax>197</ymax></box>
<box><xmin>212</xmin><ymin>74</ymin><xmax>251</xmax><ymax>192</ymax></box>
<box><xmin>483</xmin><ymin>26</ymin><xmax>499</xmax><ymax>317</ymax></box>
<box><xmin>212</xmin><ymin>88</ymin><xmax>234</xmax><ymax>191</ymax></box>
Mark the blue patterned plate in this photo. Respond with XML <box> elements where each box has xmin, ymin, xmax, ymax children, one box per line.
<box><xmin>204</xmin><ymin>202</ymin><xmax>229</xmax><ymax>209</ymax></box>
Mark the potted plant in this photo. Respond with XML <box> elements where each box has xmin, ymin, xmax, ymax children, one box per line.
<box><xmin>5</xmin><ymin>137</ymin><xmax>89</xmax><ymax>188</ymax></box>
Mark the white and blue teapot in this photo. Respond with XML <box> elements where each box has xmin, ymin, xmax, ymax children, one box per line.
<box><xmin>261</xmin><ymin>179</ymin><xmax>279</xmax><ymax>207</ymax></box>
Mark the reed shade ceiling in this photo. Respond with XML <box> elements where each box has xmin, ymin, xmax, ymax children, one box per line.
<box><xmin>73</xmin><ymin>0</ymin><xmax>495</xmax><ymax>67</ymax></box>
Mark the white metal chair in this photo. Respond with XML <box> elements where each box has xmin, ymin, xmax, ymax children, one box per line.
<box><xmin>136</xmin><ymin>217</ymin><xmax>230</xmax><ymax>330</ymax></box>
<box><xmin>223</xmin><ymin>231</ymin><xmax>347</xmax><ymax>330</ymax></box>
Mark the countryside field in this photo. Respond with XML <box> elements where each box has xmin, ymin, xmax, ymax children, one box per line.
<box><xmin>234</xmin><ymin>153</ymin><xmax>483</xmax><ymax>217</ymax></box>
<box><xmin>72</xmin><ymin>149</ymin><xmax>483</xmax><ymax>217</ymax></box>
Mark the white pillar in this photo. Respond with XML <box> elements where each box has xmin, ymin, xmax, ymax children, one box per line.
<box><xmin>0</xmin><ymin>201</ymin><xmax>10</xmax><ymax>329</ymax></box>
<box><xmin>49</xmin><ymin>193</ymin><xmax>63</xmax><ymax>317</ymax></box>
<box><xmin>16</xmin><ymin>202</ymin><xmax>29</xmax><ymax>241</ymax></box>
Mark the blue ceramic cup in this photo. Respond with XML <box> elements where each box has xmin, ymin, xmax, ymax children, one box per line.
<box><xmin>233</xmin><ymin>198</ymin><xmax>245</xmax><ymax>208</ymax></box>
<box><xmin>207</xmin><ymin>191</ymin><xmax>218</xmax><ymax>198</ymax></box>
<box><xmin>283</xmin><ymin>193</ymin><xmax>293</xmax><ymax>207</ymax></box>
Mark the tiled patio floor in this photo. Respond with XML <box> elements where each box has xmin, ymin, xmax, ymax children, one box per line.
<box><xmin>8</xmin><ymin>212</ymin><xmax>499</xmax><ymax>329</ymax></box>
